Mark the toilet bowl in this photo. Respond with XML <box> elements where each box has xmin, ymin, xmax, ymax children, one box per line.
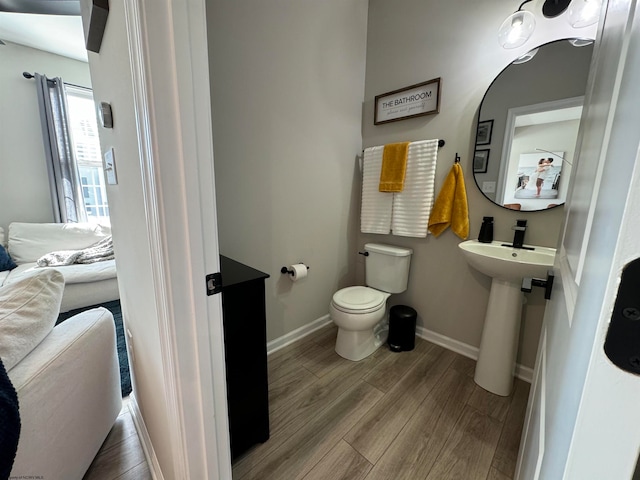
<box><xmin>330</xmin><ymin>286</ymin><xmax>391</xmax><ymax>361</ymax></box>
<box><xmin>330</xmin><ymin>243</ymin><xmax>413</xmax><ymax>361</ymax></box>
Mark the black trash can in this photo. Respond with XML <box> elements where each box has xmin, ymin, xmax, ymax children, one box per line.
<box><xmin>388</xmin><ymin>305</ymin><xmax>417</xmax><ymax>352</ymax></box>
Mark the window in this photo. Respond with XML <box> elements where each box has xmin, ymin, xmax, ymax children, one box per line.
<box><xmin>65</xmin><ymin>86</ymin><xmax>110</xmax><ymax>225</ymax></box>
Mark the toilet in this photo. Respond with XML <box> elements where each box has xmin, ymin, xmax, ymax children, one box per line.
<box><xmin>330</xmin><ymin>243</ymin><xmax>413</xmax><ymax>361</ymax></box>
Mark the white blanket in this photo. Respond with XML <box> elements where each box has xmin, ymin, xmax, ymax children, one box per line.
<box><xmin>36</xmin><ymin>236</ymin><xmax>114</xmax><ymax>267</ymax></box>
<box><xmin>3</xmin><ymin>260</ymin><xmax>117</xmax><ymax>286</ymax></box>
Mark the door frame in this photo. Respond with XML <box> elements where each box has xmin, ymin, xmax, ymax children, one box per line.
<box><xmin>122</xmin><ymin>0</ymin><xmax>230</xmax><ymax>478</ymax></box>
<box><xmin>496</xmin><ymin>96</ymin><xmax>584</xmax><ymax>205</ymax></box>
<box><xmin>516</xmin><ymin>0</ymin><xmax>640</xmax><ymax>477</ymax></box>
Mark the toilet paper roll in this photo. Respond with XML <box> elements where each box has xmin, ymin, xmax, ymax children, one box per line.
<box><xmin>289</xmin><ymin>264</ymin><xmax>308</xmax><ymax>282</ymax></box>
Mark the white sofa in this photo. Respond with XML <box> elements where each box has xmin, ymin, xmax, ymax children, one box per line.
<box><xmin>0</xmin><ymin>269</ymin><xmax>122</xmax><ymax>479</ymax></box>
<box><xmin>0</xmin><ymin>222</ymin><xmax>119</xmax><ymax>313</ymax></box>
<box><xmin>9</xmin><ymin>309</ymin><xmax>122</xmax><ymax>479</ymax></box>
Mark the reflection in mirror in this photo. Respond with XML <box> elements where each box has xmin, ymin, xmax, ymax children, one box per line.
<box><xmin>473</xmin><ymin>39</ymin><xmax>594</xmax><ymax>212</ymax></box>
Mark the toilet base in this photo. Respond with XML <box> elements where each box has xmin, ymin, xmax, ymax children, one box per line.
<box><xmin>335</xmin><ymin>321</ymin><xmax>388</xmax><ymax>361</ymax></box>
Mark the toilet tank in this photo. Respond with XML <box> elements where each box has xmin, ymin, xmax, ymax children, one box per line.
<box><xmin>364</xmin><ymin>243</ymin><xmax>413</xmax><ymax>294</ymax></box>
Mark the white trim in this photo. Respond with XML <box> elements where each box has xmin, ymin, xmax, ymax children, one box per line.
<box><xmin>124</xmin><ymin>0</ymin><xmax>227</xmax><ymax>478</ymax></box>
<box><xmin>267</xmin><ymin>315</ymin><xmax>333</xmax><ymax>355</ymax></box>
<box><xmin>265</xmin><ymin>316</ymin><xmax>534</xmax><ymax>383</ymax></box>
<box><xmin>123</xmin><ymin>1</ymin><xmax>189</xmax><ymax>476</ymax></box>
<box><xmin>415</xmin><ymin>325</ymin><xmax>533</xmax><ymax>383</ymax></box>
<box><xmin>535</xmin><ymin>334</ymin><xmax>547</xmax><ymax>480</ymax></box>
<box><xmin>128</xmin><ymin>394</ymin><xmax>165</xmax><ymax>480</ymax></box>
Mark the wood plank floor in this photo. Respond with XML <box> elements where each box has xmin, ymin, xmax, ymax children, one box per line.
<box><xmin>83</xmin><ymin>397</ymin><xmax>152</xmax><ymax>480</ymax></box>
<box><xmin>233</xmin><ymin>324</ymin><xmax>530</xmax><ymax>480</ymax></box>
<box><xmin>85</xmin><ymin>324</ymin><xmax>529</xmax><ymax>480</ymax></box>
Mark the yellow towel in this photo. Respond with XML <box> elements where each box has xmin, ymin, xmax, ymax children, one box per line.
<box><xmin>379</xmin><ymin>142</ymin><xmax>410</xmax><ymax>192</ymax></box>
<box><xmin>428</xmin><ymin>163</ymin><xmax>469</xmax><ymax>239</ymax></box>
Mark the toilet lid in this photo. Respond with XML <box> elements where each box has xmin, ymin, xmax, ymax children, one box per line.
<box><xmin>332</xmin><ymin>286</ymin><xmax>386</xmax><ymax>313</ymax></box>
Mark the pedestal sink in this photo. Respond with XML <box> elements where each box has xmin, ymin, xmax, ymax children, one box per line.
<box><xmin>459</xmin><ymin>240</ymin><xmax>556</xmax><ymax>396</ymax></box>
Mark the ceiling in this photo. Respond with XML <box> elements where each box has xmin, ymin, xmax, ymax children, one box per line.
<box><xmin>0</xmin><ymin>12</ymin><xmax>87</xmax><ymax>61</ymax></box>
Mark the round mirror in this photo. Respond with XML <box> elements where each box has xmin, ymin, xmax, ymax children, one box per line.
<box><xmin>473</xmin><ymin>39</ymin><xmax>594</xmax><ymax>211</ymax></box>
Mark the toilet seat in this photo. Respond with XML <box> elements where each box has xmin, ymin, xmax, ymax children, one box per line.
<box><xmin>331</xmin><ymin>286</ymin><xmax>386</xmax><ymax>314</ymax></box>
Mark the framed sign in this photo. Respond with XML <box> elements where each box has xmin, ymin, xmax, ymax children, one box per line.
<box><xmin>374</xmin><ymin>78</ymin><xmax>441</xmax><ymax>125</ymax></box>
<box><xmin>81</xmin><ymin>0</ymin><xmax>109</xmax><ymax>53</ymax></box>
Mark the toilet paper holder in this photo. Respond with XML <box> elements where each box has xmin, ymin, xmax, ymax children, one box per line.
<box><xmin>281</xmin><ymin>264</ymin><xmax>310</xmax><ymax>275</ymax></box>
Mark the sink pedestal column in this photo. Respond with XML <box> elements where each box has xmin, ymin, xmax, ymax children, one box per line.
<box><xmin>474</xmin><ymin>278</ymin><xmax>524</xmax><ymax>396</ymax></box>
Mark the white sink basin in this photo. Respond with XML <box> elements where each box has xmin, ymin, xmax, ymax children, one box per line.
<box><xmin>458</xmin><ymin>240</ymin><xmax>555</xmax><ymax>282</ymax></box>
<box><xmin>458</xmin><ymin>239</ymin><xmax>556</xmax><ymax>396</ymax></box>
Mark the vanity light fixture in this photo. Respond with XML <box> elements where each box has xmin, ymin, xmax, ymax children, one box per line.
<box><xmin>541</xmin><ymin>0</ymin><xmax>572</xmax><ymax>18</ymax></box>
<box><xmin>569</xmin><ymin>37</ymin><xmax>595</xmax><ymax>47</ymax></box>
<box><xmin>567</xmin><ymin>0</ymin><xmax>603</xmax><ymax>28</ymax></box>
<box><xmin>512</xmin><ymin>47</ymin><xmax>540</xmax><ymax>64</ymax></box>
<box><xmin>499</xmin><ymin>0</ymin><xmax>602</xmax><ymax>49</ymax></box>
<box><xmin>498</xmin><ymin>0</ymin><xmax>536</xmax><ymax>49</ymax></box>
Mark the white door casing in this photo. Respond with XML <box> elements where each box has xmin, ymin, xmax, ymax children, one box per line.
<box><xmin>83</xmin><ymin>0</ymin><xmax>231</xmax><ymax>478</ymax></box>
<box><xmin>516</xmin><ymin>0</ymin><xmax>640</xmax><ymax>478</ymax></box>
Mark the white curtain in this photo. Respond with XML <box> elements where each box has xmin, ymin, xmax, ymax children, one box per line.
<box><xmin>34</xmin><ymin>73</ymin><xmax>87</xmax><ymax>223</ymax></box>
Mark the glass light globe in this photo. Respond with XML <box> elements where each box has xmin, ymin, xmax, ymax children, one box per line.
<box><xmin>512</xmin><ymin>48</ymin><xmax>539</xmax><ymax>64</ymax></box>
<box><xmin>567</xmin><ymin>0</ymin><xmax>603</xmax><ymax>28</ymax></box>
<box><xmin>498</xmin><ymin>10</ymin><xmax>536</xmax><ymax>49</ymax></box>
<box><xmin>568</xmin><ymin>38</ymin><xmax>594</xmax><ymax>47</ymax></box>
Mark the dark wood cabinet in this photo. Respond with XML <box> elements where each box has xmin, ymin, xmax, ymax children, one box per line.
<box><xmin>219</xmin><ymin>255</ymin><xmax>270</xmax><ymax>460</ymax></box>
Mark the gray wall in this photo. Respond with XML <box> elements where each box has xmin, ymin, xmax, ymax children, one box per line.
<box><xmin>207</xmin><ymin>0</ymin><xmax>369</xmax><ymax>341</ymax></box>
<box><xmin>0</xmin><ymin>42</ymin><xmax>92</xmax><ymax>233</ymax></box>
<box><xmin>361</xmin><ymin>0</ymin><xmax>592</xmax><ymax>368</ymax></box>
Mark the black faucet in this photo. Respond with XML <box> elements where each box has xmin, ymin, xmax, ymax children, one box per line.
<box><xmin>501</xmin><ymin>219</ymin><xmax>535</xmax><ymax>250</ymax></box>
<box><xmin>512</xmin><ymin>219</ymin><xmax>527</xmax><ymax>248</ymax></box>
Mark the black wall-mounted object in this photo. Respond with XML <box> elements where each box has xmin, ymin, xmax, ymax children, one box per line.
<box><xmin>521</xmin><ymin>270</ymin><xmax>554</xmax><ymax>300</ymax></box>
<box><xmin>99</xmin><ymin>102</ymin><xmax>113</xmax><ymax>128</ymax></box>
<box><xmin>0</xmin><ymin>0</ymin><xmax>80</xmax><ymax>15</ymax></box>
<box><xmin>604</xmin><ymin>257</ymin><xmax>640</xmax><ymax>375</ymax></box>
<box><xmin>280</xmin><ymin>264</ymin><xmax>309</xmax><ymax>275</ymax></box>
<box><xmin>542</xmin><ymin>0</ymin><xmax>572</xmax><ymax>18</ymax></box>
<box><xmin>84</xmin><ymin>0</ymin><xmax>109</xmax><ymax>53</ymax></box>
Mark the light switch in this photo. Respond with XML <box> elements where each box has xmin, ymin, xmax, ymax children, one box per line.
<box><xmin>104</xmin><ymin>148</ymin><xmax>117</xmax><ymax>185</ymax></box>
<box><xmin>482</xmin><ymin>181</ymin><xmax>496</xmax><ymax>193</ymax></box>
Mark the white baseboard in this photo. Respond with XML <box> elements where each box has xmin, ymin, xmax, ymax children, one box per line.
<box><xmin>267</xmin><ymin>314</ymin><xmax>333</xmax><ymax>355</ymax></box>
<box><xmin>128</xmin><ymin>393</ymin><xmax>164</xmax><ymax>480</ymax></box>
<box><xmin>264</xmin><ymin>316</ymin><xmax>533</xmax><ymax>383</ymax></box>
<box><xmin>416</xmin><ymin>326</ymin><xmax>533</xmax><ymax>384</ymax></box>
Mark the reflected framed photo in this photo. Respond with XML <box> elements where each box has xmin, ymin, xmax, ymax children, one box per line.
<box><xmin>476</xmin><ymin>119</ymin><xmax>494</xmax><ymax>145</ymax></box>
<box><xmin>474</xmin><ymin>149</ymin><xmax>490</xmax><ymax>173</ymax></box>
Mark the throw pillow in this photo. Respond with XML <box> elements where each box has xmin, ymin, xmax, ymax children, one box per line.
<box><xmin>0</xmin><ymin>269</ymin><xmax>65</xmax><ymax>370</ymax></box>
<box><xmin>0</xmin><ymin>245</ymin><xmax>16</xmax><ymax>272</ymax></box>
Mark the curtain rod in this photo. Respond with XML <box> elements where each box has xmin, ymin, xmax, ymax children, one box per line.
<box><xmin>22</xmin><ymin>72</ymin><xmax>90</xmax><ymax>91</ymax></box>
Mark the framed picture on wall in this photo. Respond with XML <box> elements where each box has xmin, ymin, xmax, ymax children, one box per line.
<box><xmin>474</xmin><ymin>149</ymin><xmax>490</xmax><ymax>173</ymax></box>
<box><xmin>513</xmin><ymin>152</ymin><xmax>564</xmax><ymax>199</ymax></box>
<box><xmin>476</xmin><ymin>119</ymin><xmax>494</xmax><ymax>145</ymax></box>
<box><xmin>374</xmin><ymin>78</ymin><xmax>441</xmax><ymax>125</ymax></box>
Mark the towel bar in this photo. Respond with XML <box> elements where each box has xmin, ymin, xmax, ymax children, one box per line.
<box><xmin>362</xmin><ymin>139</ymin><xmax>445</xmax><ymax>154</ymax></box>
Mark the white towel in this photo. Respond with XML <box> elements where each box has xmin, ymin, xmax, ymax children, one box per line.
<box><xmin>391</xmin><ymin>139</ymin><xmax>439</xmax><ymax>237</ymax></box>
<box><xmin>360</xmin><ymin>146</ymin><xmax>393</xmax><ymax>234</ymax></box>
